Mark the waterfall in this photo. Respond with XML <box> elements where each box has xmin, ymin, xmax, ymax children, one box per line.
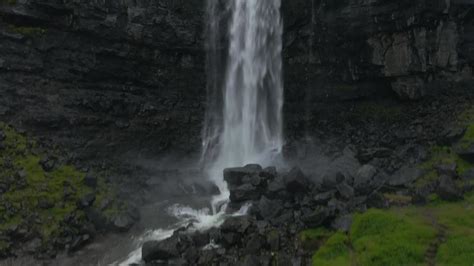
<box><xmin>119</xmin><ymin>1</ymin><xmax>284</xmax><ymax>264</ymax></box>
<box><xmin>203</xmin><ymin>0</ymin><xmax>285</xmax><ymax>199</ymax></box>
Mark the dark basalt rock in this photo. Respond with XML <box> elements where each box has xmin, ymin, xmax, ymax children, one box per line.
<box><xmin>437</xmin><ymin>175</ymin><xmax>463</xmax><ymax>201</ymax></box>
<box><xmin>83</xmin><ymin>173</ymin><xmax>98</xmax><ymax>188</ymax></box>
<box><xmin>224</xmin><ymin>164</ymin><xmax>262</xmax><ymax>188</ymax></box>
<box><xmin>389</xmin><ymin>167</ymin><xmax>425</xmax><ymax>187</ymax></box>
<box><xmin>283</xmin><ymin>167</ymin><xmax>310</xmax><ymax>193</ymax></box>
<box><xmin>142</xmin><ymin>237</ymin><xmax>181</xmax><ymax>263</ymax></box>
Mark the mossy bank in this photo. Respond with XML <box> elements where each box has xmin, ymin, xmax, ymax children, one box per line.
<box><xmin>0</xmin><ymin>123</ymin><xmax>136</xmax><ymax>259</ymax></box>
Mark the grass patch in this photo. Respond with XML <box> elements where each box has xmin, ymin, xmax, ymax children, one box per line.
<box><xmin>312</xmin><ymin>232</ymin><xmax>351</xmax><ymax>266</ymax></box>
<box><xmin>307</xmin><ymin>194</ymin><xmax>474</xmax><ymax>265</ymax></box>
<box><xmin>351</xmin><ymin>209</ymin><xmax>436</xmax><ymax>266</ymax></box>
<box><xmin>433</xmin><ymin>193</ymin><xmax>474</xmax><ymax>265</ymax></box>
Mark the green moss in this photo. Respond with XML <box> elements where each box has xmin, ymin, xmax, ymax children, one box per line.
<box><xmin>7</xmin><ymin>25</ymin><xmax>46</xmax><ymax>37</ymax></box>
<box><xmin>415</xmin><ymin>146</ymin><xmax>473</xmax><ymax>188</ymax></box>
<box><xmin>0</xmin><ymin>123</ymin><xmax>117</xmax><ymax>255</ymax></box>
<box><xmin>0</xmin><ymin>0</ymin><xmax>17</xmax><ymax>5</ymax></box>
<box><xmin>300</xmin><ymin>227</ymin><xmax>332</xmax><ymax>242</ymax></box>
<box><xmin>312</xmin><ymin>232</ymin><xmax>351</xmax><ymax>266</ymax></box>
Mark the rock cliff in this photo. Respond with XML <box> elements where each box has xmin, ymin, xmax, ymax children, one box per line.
<box><xmin>0</xmin><ymin>0</ymin><xmax>473</xmax><ymax>158</ymax></box>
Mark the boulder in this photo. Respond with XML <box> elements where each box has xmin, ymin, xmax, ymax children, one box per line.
<box><xmin>437</xmin><ymin>175</ymin><xmax>463</xmax><ymax>201</ymax></box>
<box><xmin>83</xmin><ymin>173</ymin><xmax>98</xmax><ymax>188</ymax></box>
<box><xmin>455</xmin><ymin>143</ymin><xmax>474</xmax><ymax>162</ymax></box>
<box><xmin>77</xmin><ymin>193</ymin><xmax>96</xmax><ymax>208</ymax></box>
<box><xmin>391</xmin><ymin>76</ymin><xmax>425</xmax><ymax>100</ymax></box>
<box><xmin>221</xmin><ymin>216</ymin><xmax>252</xmax><ymax>234</ymax></box>
<box><xmin>256</xmin><ymin>196</ymin><xmax>283</xmax><ymax>219</ymax></box>
<box><xmin>283</xmin><ymin>167</ymin><xmax>309</xmax><ymax>193</ymax></box>
<box><xmin>301</xmin><ymin>206</ymin><xmax>329</xmax><ymax>227</ymax></box>
<box><xmin>331</xmin><ymin>215</ymin><xmax>353</xmax><ymax>232</ymax></box>
<box><xmin>142</xmin><ymin>237</ymin><xmax>181</xmax><ymax>262</ymax></box>
<box><xmin>229</xmin><ymin>183</ymin><xmax>261</xmax><ymax>202</ymax></box>
<box><xmin>435</xmin><ymin>163</ymin><xmax>457</xmax><ymax>177</ymax></box>
<box><xmin>321</xmin><ymin>172</ymin><xmax>345</xmax><ymax>190</ymax></box>
<box><xmin>336</xmin><ymin>182</ymin><xmax>354</xmax><ymax>199</ymax></box>
<box><xmin>314</xmin><ymin>190</ymin><xmax>336</xmax><ymax>205</ymax></box>
<box><xmin>224</xmin><ymin>164</ymin><xmax>262</xmax><ymax>187</ymax></box>
<box><xmin>389</xmin><ymin>167</ymin><xmax>424</xmax><ymax>186</ymax></box>
<box><xmin>39</xmin><ymin>156</ymin><xmax>56</xmax><ymax>172</ymax></box>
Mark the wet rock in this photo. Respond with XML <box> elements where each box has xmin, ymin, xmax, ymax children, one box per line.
<box><xmin>267</xmin><ymin>175</ymin><xmax>286</xmax><ymax>197</ymax></box>
<box><xmin>221</xmin><ymin>216</ymin><xmax>252</xmax><ymax>234</ymax></box>
<box><xmin>112</xmin><ymin>211</ymin><xmax>136</xmax><ymax>232</ymax></box>
<box><xmin>261</xmin><ymin>166</ymin><xmax>277</xmax><ymax>180</ymax></box>
<box><xmin>331</xmin><ymin>215</ymin><xmax>353</xmax><ymax>232</ymax></box>
<box><xmin>230</xmin><ymin>183</ymin><xmax>261</xmax><ymax>202</ymax></box>
<box><xmin>142</xmin><ymin>236</ymin><xmax>181</xmax><ymax>262</ymax></box>
<box><xmin>391</xmin><ymin>76</ymin><xmax>425</xmax><ymax>100</ymax></box>
<box><xmin>441</xmin><ymin>126</ymin><xmax>466</xmax><ymax>144</ymax></box>
<box><xmin>301</xmin><ymin>206</ymin><xmax>329</xmax><ymax>227</ymax></box>
<box><xmin>84</xmin><ymin>173</ymin><xmax>98</xmax><ymax>188</ymax></box>
<box><xmin>354</xmin><ymin>164</ymin><xmax>378</xmax><ymax>193</ymax></box>
<box><xmin>245</xmin><ymin>235</ymin><xmax>264</xmax><ymax>254</ymax></box>
<box><xmin>336</xmin><ymin>182</ymin><xmax>354</xmax><ymax>199</ymax></box>
<box><xmin>389</xmin><ymin>167</ymin><xmax>424</xmax><ymax>186</ymax></box>
<box><xmin>266</xmin><ymin>230</ymin><xmax>280</xmax><ymax>251</ymax></box>
<box><xmin>39</xmin><ymin>156</ymin><xmax>56</xmax><ymax>172</ymax></box>
<box><xmin>455</xmin><ymin>143</ymin><xmax>474</xmax><ymax>162</ymax></box>
<box><xmin>358</xmin><ymin>147</ymin><xmax>392</xmax><ymax>163</ymax></box>
<box><xmin>435</xmin><ymin>163</ymin><xmax>457</xmax><ymax>177</ymax></box>
<box><xmin>69</xmin><ymin>234</ymin><xmax>91</xmax><ymax>252</ymax></box>
<box><xmin>283</xmin><ymin>167</ymin><xmax>310</xmax><ymax>193</ymax></box>
<box><xmin>256</xmin><ymin>196</ymin><xmax>283</xmax><ymax>219</ymax></box>
<box><xmin>24</xmin><ymin>238</ymin><xmax>42</xmax><ymax>254</ymax></box>
<box><xmin>438</xmin><ymin>175</ymin><xmax>463</xmax><ymax>201</ymax></box>
<box><xmin>224</xmin><ymin>164</ymin><xmax>262</xmax><ymax>187</ymax></box>
<box><xmin>321</xmin><ymin>172</ymin><xmax>345</xmax><ymax>190</ymax></box>
<box><xmin>77</xmin><ymin>193</ymin><xmax>96</xmax><ymax>208</ymax></box>
<box><xmin>461</xmin><ymin>169</ymin><xmax>474</xmax><ymax>180</ymax></box>
<box><xmin>85</xmin><ymin>207</ymin><xmax>109</xmax><ymax>230</ymax></box>
<box><xmin>314</xmin><ymin>190</ymin><xmax>336</xmax><ymax>205</ymax></box>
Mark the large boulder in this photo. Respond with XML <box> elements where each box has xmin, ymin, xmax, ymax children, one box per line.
<box><xmin>229</xmin><ymin>183</ymin><xmax>261</xmax><ymax>202</ymax></box>
<box><xmin>283</xmin><ymin>167</ymin><xmax>310</xmax><ymax>193</ymax></box>
<box><xmin>389</xmin><ymin>167</ymin><xmax>424</xmax><ymax>186</ymax></box>
<box><xmin>142</xmin><ymin>236</ymin><xmax>181</xmax><ymax>262</ymax></box>
<box><xmin>224</xmin><ymin>164</ymin><xmax>263</xmax><ymax>187</ymax></box>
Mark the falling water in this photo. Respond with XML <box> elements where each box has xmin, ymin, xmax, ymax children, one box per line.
<box><xmin>119</xmin><ymin>1</ymin><xmax>284</xmax><ymax>264</ymax></box>
<box><xmin>203</xmin><ymin>0</ymin><xmax>285</xmax><ymax>200</ymax></box>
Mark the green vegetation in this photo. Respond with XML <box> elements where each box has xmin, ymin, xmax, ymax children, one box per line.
<box><xmin>0</xmin><ymin>123</ymin><xmax>117</xmax><ymax>256</ymax></box>
<box><xmin>304</xmin><ymin>193</ymin><xmax>474</xmax><ymax>266</ymax></box>
<box><xmin>312</xmin><ymin>232</ymin><xmax>351</xmax><ymax>266</ymax></box>
<box><xmin>414</xmin><ymin>146</ymin><xmax>473</xmax><ymax>190</ymax></box>
<box><xmin>7</xmin><ymin>25</ymin><xmax>46</xmax><ymax>37</ymax></box>
<box><xmin>0</xmin><ymin>0</ymin><xmax>17</xmax><ymax>5</ymax></box>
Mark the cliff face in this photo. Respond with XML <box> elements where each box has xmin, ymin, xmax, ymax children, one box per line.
<box><xmin>0</xmin><ymin>0</ymin><xmax>206</xmax><ymax>159</ymax></box>
<box><xmin>0</xmin><ymin>0</ymin><xmax>473</xmax><ymax>158</ymax></box>
<box><xmin>283</xmin><ymin>0</ymin><xmax>473</xmax><ymax>107</ymax></box>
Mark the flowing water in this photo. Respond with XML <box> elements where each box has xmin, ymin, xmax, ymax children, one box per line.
<box><xmin>119</xmin><ymin>0</ymin><xmax>284</xmax><ymax>264</ymax></box>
